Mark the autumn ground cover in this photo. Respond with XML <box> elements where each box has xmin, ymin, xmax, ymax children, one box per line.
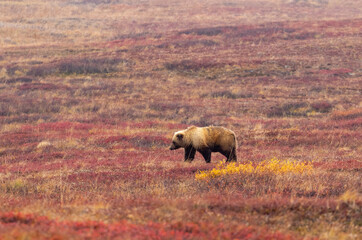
<box><xmin>0</xmin><ymin>0</ymin><xmax>361</xmax><ymax>239</ymax></box>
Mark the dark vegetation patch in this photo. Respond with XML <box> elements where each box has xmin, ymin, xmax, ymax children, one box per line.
<box><xmin>5</xmin><ymin>65</ymin><xmax>20</xmax><ymax>76</ymax></box>
<box><xmin>0</xmin><ymin>97</ymin><xmax>79</xmax><ymax>116</ymax></box>
<box><xmin>267</xmin><ymin>101</ymin><xmax>333</xmax><ymax>118</ymax></box>
<box><xmin>73</xmin><ymin>82</ymin><xmax>128</xmax><ymax>97</ymax></box>
<box><xmin>181</xmin><ymin>115</ymin><xmax>215</xmax><ymax>127</ymax></box>
<box><xmin>267</xmin><ymin>102</ymin><xmax>308</xmax><ymax>118</ymax></box>
<box><xmin>0</xmin><ymin>104</ymin><xmax>11</xmax><ymax>116</ymax></box>
<box><xmin>28</xmin><ymin>60</ymin><xmax>43</xmax><ymax>65</ymax></box>
<box><xmin>236</xmin><ymin>27</ymin><xmax>296</xmax><ymax>38</ymax></box>
<box><xmin>179</xmin><ymin>27</ymin><xmax>225</xmax><ymax>36</ymax></box>
<box><xmin>147</xmin><ymin>102</ymin><xmax>207</xmax><ymax>123</ymax></box>
<box><xmin>0</xmin><ymin>115</ymin><xmax>52</xmax><ymax>125</ymax></box>
<box><xmin>179</xmin><ymin>24</ymin><xmax>320</xmax><ymax>42</ymax></box>
<box><xmin>205</xmin><ymin>90</ymin><xmax>253</xmax><ymax>99</ymax></box>
<box><xmin>291</xmin><ymin>32</ymin><xmax>317</xmax><ymax>40</ymax></box>
<box><xmin>157</xmin><ymin>39</ymin><xmax>219</xmax><ymax>48</ymax></box>
<box><xmin>0</xmin><ymin>132</ymin><xmax>41</xmax><ymax>147</ymax></box>
<box><xmin>310</xmin><ymin>101</ymin><xmax>333</xmax><ymax>113</ymax></box>
<box><xmin>18</xmin><ymin>83</ymin><xmax>69</xmax><ymax>91</ymax></box>
<box><xmin>165</xmin><ymin>60</ymin><xmax>228</xmax><ymax>72</ymax></box>
<box><xmin>99</xmin><ymin>135</ymin><xmax>169</xmax><ymax>148</ymax></box>
<box><xmin>3</xmin><ymin>77</ymin><xmax>33</xmax><ymax>84</ymax></box>
<box><xmin>69</xmin><ymin>0</ymin><xmax>123</xmax><ymax>5</ymax></box>
<box><xmin>148</xmin><ymin>102</ymin><xmax>192</xmax><ymax>112</ymax></box>
<box><xmin>31</xmin><ymin>122</ymin><xmax>95</xmax><ymax>132</ymax></box>
<box><xmin>27</xmin><ymin>58</ymin><xmax>129</xmax><ymax>76</ymax></box>
<box><xmin>319</xmin><ymin>68</ymin><xmax>353</xmax><ymax>76</ymax></box>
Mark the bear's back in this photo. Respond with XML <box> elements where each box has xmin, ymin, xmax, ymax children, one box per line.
<box><xmin>201</xmin><ymin>126</ymin><xmax>236</xmax><ymax>148</ymax></box>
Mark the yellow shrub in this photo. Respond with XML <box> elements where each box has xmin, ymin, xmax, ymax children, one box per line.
<box><xmin>195</xmin><ymin>158</ymin><xmax>313</xmax><ymax>180</ymax></box>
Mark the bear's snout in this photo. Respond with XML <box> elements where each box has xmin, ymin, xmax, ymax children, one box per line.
<box><xmin>169</xmin><ymin>143</ymin><xmax>179</xmax><ymax>150</ymax></box>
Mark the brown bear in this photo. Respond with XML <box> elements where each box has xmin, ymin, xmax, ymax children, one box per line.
<box><xmin>169</xmin><ymin>126</ymin><xmax>237</xmax><ymax>163</ymax></box>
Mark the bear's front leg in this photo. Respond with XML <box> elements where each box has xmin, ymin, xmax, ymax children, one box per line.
<box><xmin>184</xmin><ymin>146</ymin><xmax>196</xmax><ymax>162</ymax></box>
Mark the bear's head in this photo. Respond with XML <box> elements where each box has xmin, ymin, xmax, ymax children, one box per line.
<box><xmin>169</xmin><ymin>131</ymin><xmax>185</xmax><ymax>150</ymax></box>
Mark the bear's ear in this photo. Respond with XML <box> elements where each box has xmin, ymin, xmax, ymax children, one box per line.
<box><xmin>176</xmin><ymin>133</ymin><xmax>183</xmax><ymax>140</ymax></box>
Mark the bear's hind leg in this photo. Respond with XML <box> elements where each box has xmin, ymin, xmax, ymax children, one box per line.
<box><xmin>222</xmin><ymin>148</ymin><xmax>237</xmax><ymax>162</ymax></box>
<box><xmin>199</xmin><ymin>149</ymin><xmax>211</xmax><ymax>163</ymax></box>
<box><xmin>185</xmin><ymin>146</ymin><xmax>196</xmax><ymax>162</ymax></box>
<box><xmin>228</xmin><ymin>148</ymin><xmax>237</xmax><ymax>162</ymax></box>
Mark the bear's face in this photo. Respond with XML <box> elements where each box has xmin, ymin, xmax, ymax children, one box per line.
<box><xmin>169</xmin><ymin>132</ymin><xmax>185</xmax><ymax>150</ymax></box>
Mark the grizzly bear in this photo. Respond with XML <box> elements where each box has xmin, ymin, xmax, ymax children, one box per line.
<box><xmin>169</xmin><ymin>126</ymin><xmax>237</xmax><ymax>163</ymax></box>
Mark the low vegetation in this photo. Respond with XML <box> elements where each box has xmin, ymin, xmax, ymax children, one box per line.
<box><xmin>0</xmin><ymin>0</ymin><xmax>361</xmax><ymax>239</ymax></box>
<box><xmin>195</xmin><ymin>159</ymin><xmax>314</xmax><ymax>180</ymax></box>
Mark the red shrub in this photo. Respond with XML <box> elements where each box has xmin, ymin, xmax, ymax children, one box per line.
<box><xmin>319</xmin><ymin>68</ymin><xmax>353</xmax><ymax>75</ymax></box>
<box><xmin>332</xmin><ymin>109</ymin><xmax>362</xmax><ymax>120</ymax></box>
<box><xmin>0</xmin><ymin>212</ymin><xmax>303</xmax><ymax>240</ymax></box>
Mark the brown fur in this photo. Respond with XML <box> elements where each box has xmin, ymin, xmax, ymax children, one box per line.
<box><xmin>169</xmin><ymin>126</ymin><xmax>237</xmax><ymax>163</ymax></box>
